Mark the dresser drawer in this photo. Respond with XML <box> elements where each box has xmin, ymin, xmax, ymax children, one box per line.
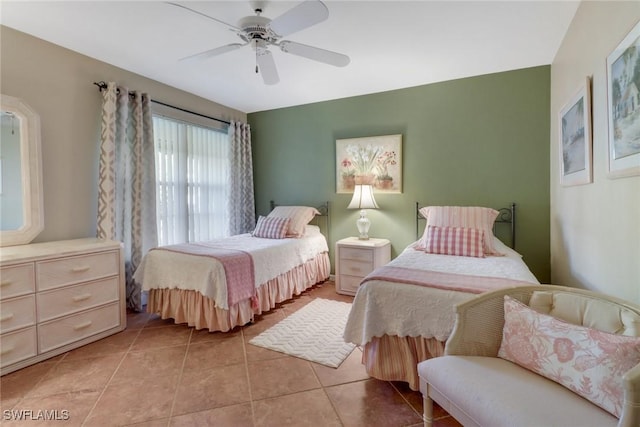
<box><xmin>1</xmin><ymin>263</ymin><xmax>35</xmax><ymax>300</ymax></box>
<box><xmin>0</xmin><ymin>327</ymin><xmax>37</xmax><ymax>368</ymax></box>
<box><xmin>38</xmin><ymin>302</ymin><xmax>121</xmax><ymax>353</ymax></box>
<box><xmin>0</xmin><ymin>294</ymin><xmax>36</xmax><ymax>334</ymax></box>
<box><xmin>36</xmin><ymin>251</ymin><xmax>119</xmax><ymax>291</ymax></box>
<box><xmin>37</xmin><ymin>277</ymin><xmax>119</xmax><ymax>322</ymax></box>
<box><xmin>340</xmin><ymin>247</ymin><xmax>373</xmax><ymax>263</ymax></box>
<box><xmin>338</xmin><ymin>275</ymin><xmax>363</xmax><ymax>295</ymax></box>
<box><xmin>339</xmin><ymin>259</ymin><xmax>374</xmax><ymax>277</ymax></box>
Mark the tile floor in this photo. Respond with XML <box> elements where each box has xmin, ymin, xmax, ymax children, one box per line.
<box><xmin>0</xmin><ymin>281</ymin><xmax>461</xmax><ymax>427</ymax></box>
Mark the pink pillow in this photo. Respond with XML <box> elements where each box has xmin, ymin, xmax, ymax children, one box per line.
<box><xmin>252</xmin><ymin>216</ymin><xmax>290</xmax><ymax>239</ymax></box>
<box><xmin>424</xmin><ymin>225</ymin><xmax>485</xmax><ymax>258</ymax></box>
<box><xmin>419</xmin><ymin>206</ymin><xmax>501</xmax><ymax>255</ymax></box>
<box><xmin>498</xmin><ymin>296</ymin><xmax>640</xmax><ymax>418</ymax></box>
<box><xmin>267</xmin><ymin>206</ymin><xmax>320</xmax><ymax>237</ymax></box>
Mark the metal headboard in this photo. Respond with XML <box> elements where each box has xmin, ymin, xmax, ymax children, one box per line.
<box><xmin>415</xmin><ymin>202</ymin><xmax>517</xmax><ymax>249</ymax></box>
<box><xmin>269</xmin><ymin>200</ymin><xmax>330</xmax><ymax>243</ymax></box>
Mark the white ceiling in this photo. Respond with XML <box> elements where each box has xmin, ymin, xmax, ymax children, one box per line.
<box><xmin>1</xmin><ymin>1</ymin><xmax>580</xmax><ymax>113</ymax></box>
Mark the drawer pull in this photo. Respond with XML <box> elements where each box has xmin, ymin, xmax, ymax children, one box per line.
<box><xmin>72</xmin><ymin>293</ymin><xmax>92</xmax><ymax>303</ymax></box>
<box><xmin>0</xmin><ymin>313</ymin><xmax>14</xmax><ymax>322</ymax></box>
<box><xmin>73</xmin><ymin>320</ymin><xmax>93</xmax><ymax>331</ymax></box>
<box><xmin>0</xmin><ymin>345</ymin><xmax>14</xmax><ymax>355</ymax></box>
<box><xmin>0</xmin><ymin>281</ymin><xmax>13</xmax><ymax>287</ymax></box>
<box><xmin>71</xmin><ymin>266</ymin><xmax>91</xmax><ymax>273</ymax></box>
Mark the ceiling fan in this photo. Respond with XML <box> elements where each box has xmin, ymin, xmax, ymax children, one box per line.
<box><xmin>168</xmin><ymin>0</ymin><xmax>350</xmax><ymax>85</ymax></box>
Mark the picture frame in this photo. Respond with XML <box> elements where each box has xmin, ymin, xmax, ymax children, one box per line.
<box><xmin>606</xmin><ymin>20</ymin><xmax>640</xmax><ymax>178</ymax></box>
<box><xmin>336</xmin><ymin>134</ymin><xmax>402</xmax><ymax>194</ymax></box>
<box><xmin>559</xmin><ymin>78</ymin><xmax>592</xmax><ymax>186</ymax></box>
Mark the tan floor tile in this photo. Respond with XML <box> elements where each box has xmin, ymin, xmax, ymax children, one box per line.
<box><xmin>253</xmin><ymin>388</ymin><xmax>341</xmax><ymax>427</ymax></box>
<box><xmin>325</xmin><ymin>379</ymin><xmax>423</xmax><ymax>427</ymax></box>
<box><xmin>390</xmin><ymin>380</ymin><xmax>424</xmax><ymax>416</ymax></box>
<box><xmin>3</xmin><ymin>390</ymin><xmax>100</xmax><ymax>427</ymax></box>
<box><xmin>26</xmin><ymin>354</ymin><xmax>123</xmax><ymax>398</ymax></box>
<box><xmin>248</xmin><ymin>356</ymin><xmax>320</xmax><ymax>400</ymax></box>
<box><xmin>183</xmin><ymin>337</ymin><xmax>245</xmax><ymax>371</ymax></box>
<box><xmin>124</xmin><ymin>419</ymin><xmax>170</xmax><ymax>427</ymax></box>
<box><xmin>0</xmin><ymin>362</ymin><xmax>56</xmax><ymax>400</ymax></box>
<box><xmin>169</xmin><ymin>402</ymin><xmax>253</xmax><ymax>427</ymax></box>
<box><xmin>131</xmin><ymin>325</ymin><xmax>191</xmax><ymax>350</ymax></box>
<box><xmin>311</xmin><ymin>347</ymin><xmax>369</xmax><ymax>387</ymax></box>
<box><xmin>85</xmin><ymin>374</ymin><xmax>179</xmax><ymax>426</ymax></box>
<box><xmin>172</xmin><ymin>363</ymin><xmax>250</xmax><ymax>416</ymax></box>
<box><xmin>278</xmin><ymin>294</ymin><xmax>313</xmax><ymax>315</ymax></box>
<box><xmin>241</xmin><ymin>308</ymin><xmax>287</xmax><ymax>338</ymax></box>
<box><xmin>110</xmin><ymin>345</ymin><xmax>187</xmax><ymax>384</ymax></box>
<box><xmin>144</xmin><ymin>314</ymin><xmax>183</xmax><ymax>329</ymax></box>
<box><xmin>190</xmin><ymin>327</ymin><xmax>242</xmax><ymax>344</ymax></box>
<box><xmin>64</xmin><ymin>330</ymin><xmax>139</xmax><ymax>360</ymax></box>
<box><xmin>126</xmin><ymin>310</ymin><xmax>153</xmax><ymax>329</ymax></box>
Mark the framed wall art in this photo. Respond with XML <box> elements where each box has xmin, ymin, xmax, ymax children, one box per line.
<box><xmin>559</xmin><ymin>78</ymin><xmax>592</xmax><ymax>186</ymax></box>
<box><xmin>336</xmin><ymin>134</ymin><xmax>402</xmax><ymax>194</ymax></box>
<box><xmin>607</xmin><ymin>20</ymin><xmax>640</xmax><ymax>178</ymax></box>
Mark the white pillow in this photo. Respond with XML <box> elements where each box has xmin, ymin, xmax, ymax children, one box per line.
<box><xmin>267</xmin><ymin>206</ymin><xmax>320</xmax><ymax>237</ymax></box>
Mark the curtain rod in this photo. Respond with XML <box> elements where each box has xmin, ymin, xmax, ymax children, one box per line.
<box><xmin>93</xmin><ymin>81</ymin><xmax>231</xmax><ymax>126</ymax></box>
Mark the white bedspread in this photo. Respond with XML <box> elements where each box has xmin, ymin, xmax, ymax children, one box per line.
<box><xmin>343</xmin><ymin>239</ymin><xmax>539</xmax><ymax>344</ymax></box>
<box><xmin>133</xmin><ymin>226</ymin><xmax>329</xmax><ymax>310</ymax></box>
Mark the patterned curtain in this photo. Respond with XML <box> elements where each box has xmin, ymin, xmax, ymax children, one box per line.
<box><xmin>228</xmin><ymin>121</ymin><xmax>256</xmax><ymax>235</ymax></box>
<box><xmin>97</xmin><ymin>82</ymin><xmax>158</xmax><ymax>312</ymax></box>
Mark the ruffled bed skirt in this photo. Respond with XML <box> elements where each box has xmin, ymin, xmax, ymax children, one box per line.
<box><xmin>362</xmin><ymin>335</ymin><xmax>446</xmax><ymax>391</ymax></box>
<box><xmin>146</xmin><ymin>252</ymin><xmax>330</xmax><ymax>332</ymax></box>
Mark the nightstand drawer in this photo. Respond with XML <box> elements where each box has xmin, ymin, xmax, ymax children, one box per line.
<box><xmin>36</xmin><ymin>251</ymin><xmax>119</xmax><ymax>291</ymax></box>
<box><xmin>37</xmin><ymin>277</ymin><xmax>120</xmax><ymax>322</ymax></box>
<box><xmin>0</xmin><ymin>294</ymin><xmax>36</xmax><ymax>334</ymax></box>
<box><xmin>339</xmin><ymin>275</ymin><xmax>363</xmax><ymax>295</ymax></box>
<box><xmin>1</xmin><ymin>263</ymin><xmax>35</xmax><ymax>300</ymax></box>
<box><xmin>0</xmin><ymin>327</ymin><xmax>37</xmax><ymax>368</ymax></box>
<box><xmin>340</xmin><ymin>259</ymin><xmax>374</xmax><ymax>277</ymax></box>
<box><xmin>340</xmin><ymin>247</ymin><xmax>373</xmax><ymax>262</ymax></box>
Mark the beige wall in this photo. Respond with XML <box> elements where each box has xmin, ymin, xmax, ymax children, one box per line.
<box><xmin>0</xmin><ymin>26</ymin><xmax>246</xmax><ymax>244</ymax></box>
<box><xmin>550</xmin><ymin>2</ymin><xmax>640</xmax><ymax>303</ymax></box>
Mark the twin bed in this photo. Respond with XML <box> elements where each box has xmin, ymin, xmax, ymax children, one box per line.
<box><xmin>133</xmin><ymin>203</ymin><xmax>330</xmax><ymax>332</ymax></box>
<box><xmin>343</xmin><ymin>203</ymin><xmax>539</xmax><ymax>390</ymax></box>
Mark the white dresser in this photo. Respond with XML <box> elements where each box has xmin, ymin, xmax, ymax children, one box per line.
<box><xmin>335</xmin><ymin>237</ymin><xmax>391</xmax><ymax>296</ymax></box>
<box><xmin>0</xmin><ymin>238</ymin><xmax>125</xmax><ymax>375</ymax></box>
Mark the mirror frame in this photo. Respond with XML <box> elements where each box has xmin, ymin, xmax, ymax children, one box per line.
<box><xmin>1</xmin><ymin>95</ymin><xmax>44</xmax><ymax>247</ymax></box>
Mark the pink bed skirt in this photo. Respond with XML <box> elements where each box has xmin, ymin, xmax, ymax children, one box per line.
<box><xmin>362</xmin><ymin>335</ymin><xmax>446</xmax><ymax>391</ymax></box>
<box><xmin>146</xmin><ymin>252</ymin><xmax>330</xmax><ymax>332</ymax></box>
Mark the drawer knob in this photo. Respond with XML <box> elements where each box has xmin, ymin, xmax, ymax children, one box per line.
<box><xmin>0</xmin><ymin>345</ymin><xmax>14</xmax><ymax>355</ymax></box>
<box><xmin>73</xmin><ymin>320</ymin><xmax>93</xmax><ymax>331</ymax></box>
<box><xmin>72</xmin><ymin>293</ymin><xmax>92</xmax><ymax>303</ymax></box>
<box><xmin>0</xmin><ymin>281</ymin><xmax>13</xmax><ymax>287</ymax></box>
<box><xmin>71</xmin><ymin>266</ymin><xmax>91</xmax><ymax>273</ymax></box>
<box><xmin>0</xmin><ymin>313</ymin><xmax>15</xmax><ymax>322</ymax></box>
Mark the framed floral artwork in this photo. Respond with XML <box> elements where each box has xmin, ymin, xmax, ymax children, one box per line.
<box><xmin>607</xmin><ymin>20</ymin><xmax>640</xmax><ymax>178</ymax></box>
<box><xmin>336</xmin><ymin>134</ymin><xmax>402</xmax><ymax>193</ymax></box>
<box><xmin>559</xmin><ymin>78</ymin><xmax>592</xmax><ymax>186</ymax></box>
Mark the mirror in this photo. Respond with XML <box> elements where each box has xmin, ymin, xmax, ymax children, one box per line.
<box><xmin>0</xmin><ymin>95</ymin><xmax>43</xmax><ymax>247</ymax></box>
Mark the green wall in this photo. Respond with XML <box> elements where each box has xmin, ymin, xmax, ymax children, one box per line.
<box><xmin>248</xmin><ymin>66</ymin><xmax>551</xmax><ymax>282</ymax></box>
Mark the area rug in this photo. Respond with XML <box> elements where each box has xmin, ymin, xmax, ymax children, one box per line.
<box><xmin>249</xmin><ymin>298</ymin><xmax>356</xmax><ymax>368</ymax></box>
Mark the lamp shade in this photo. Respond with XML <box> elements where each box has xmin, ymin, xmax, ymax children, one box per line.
<box><xmin>348</xmin><ymin>184</ymin><xmax>379</xmax><ymax>210</ymax></box>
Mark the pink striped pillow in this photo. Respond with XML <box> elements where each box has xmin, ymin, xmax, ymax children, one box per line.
<box><xmin>419</xmin><ymin>206</ymin><xmax>501</xmax><ymax>255</ymax></box>
<box><xmin>424</xmin><ymin>225</ymin><xmax>485</xmax><ymax>258</ymax></box>
<box><xmin>252</xmin><ymin>216</ymin><xmax>290</xmax><ymax>239</ymax></box>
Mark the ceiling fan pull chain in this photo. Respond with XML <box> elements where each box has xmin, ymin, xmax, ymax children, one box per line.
<box><xmin>255</xmin><ymin>40</ymin><xmax>259</xmax><ymax>74</ymax></box>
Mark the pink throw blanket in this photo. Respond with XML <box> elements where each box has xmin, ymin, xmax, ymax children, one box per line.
<box><xmin>153</xmin><ymin>242</ymin><xmax>256</xmax><ymax>308</ymax></box>
<box><xmin>362</xmin><ymin>265</ymin><xmax>533</xmax><ymax>294</ymax></box>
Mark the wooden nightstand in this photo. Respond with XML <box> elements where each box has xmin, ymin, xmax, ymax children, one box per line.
<box><xmin>335</xmin><ymin>237</ymin><xmax>391</xmax><ymax>296</ymax></box>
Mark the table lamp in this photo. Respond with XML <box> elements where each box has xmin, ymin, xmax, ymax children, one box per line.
<box><xmin>347</xmin><ymin>184</ymin><xmax>379</xmax><ymax>240</ymax></box>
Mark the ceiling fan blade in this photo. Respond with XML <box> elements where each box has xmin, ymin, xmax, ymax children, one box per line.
<box><xmin>166</xmin><ymin>2</ymin><xmax>240</xmax><ymax>32</ymax></box>
<box><xmin>279</xmin><ymin>41</ymin><xmax>350</xmax><ymax>67</ymax></box>
<box><xmin>179</xmin><ymin>43</ymin><xmax>246</xmax><ymax>61</ymax></box>
<box><xmin>256</xmin><ymin>50</ymin><xmax>279</xmax><ymax>85</ymax></box>
<box><xmin>268</xmin><ymin>0</ymin><xmax>329</xmax><ymax>37</ymax></box>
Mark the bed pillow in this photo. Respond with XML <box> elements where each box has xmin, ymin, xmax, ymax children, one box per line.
<box><xmin>419</xmin><ymin>206</ymin><xmax>501</xmax><ymax>255</ymax></box>
<box><xmin>267</xmin><ymin>206</ymin><xmax>320</xmax><ymax>237</ymax></box>
<box><xmin>423</xmin><ymin>225</ymin><xmax>485</xmax><ymax>258</ymax></box>
<box><xmin>252</xmin><ymin>215</ymin><xmax>290</xmax><ymax>239</ymax></box>
<box><xmin>498</xmin><ymin>295</ymin><xmax>640</xmax><ymax>418</ymax></box>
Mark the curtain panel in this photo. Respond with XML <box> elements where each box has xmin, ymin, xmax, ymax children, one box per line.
<box><xmin>97</xmin><ymin>82</ymin><xmax>158</xmax><ymax>312</ymax></box>
<box><xmin>228</xmin><ymin>121</ymin><xmax>256</xmax><ymax>235</ymax></box>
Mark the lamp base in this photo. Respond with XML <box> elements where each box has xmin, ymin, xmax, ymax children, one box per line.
<box><xmin>356</xmin><ymin>209</ymin><xmax>371</xmax><ymax>240</ymax></box>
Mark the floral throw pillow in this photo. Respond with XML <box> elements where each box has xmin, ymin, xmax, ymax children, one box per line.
<box><xmin>498</xmin><ymin>295</ymin><xmax>640</xmax><ymax>418</ymax></box>
<box><xmin>252</xmin><ymin>216</ymin><xmax>290</xmax><ymax>239</ymax></box>
<box><xmin>423</xmin><ymin>225</ymin><xmax>485</xmax><ymax>258</ymax></box>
